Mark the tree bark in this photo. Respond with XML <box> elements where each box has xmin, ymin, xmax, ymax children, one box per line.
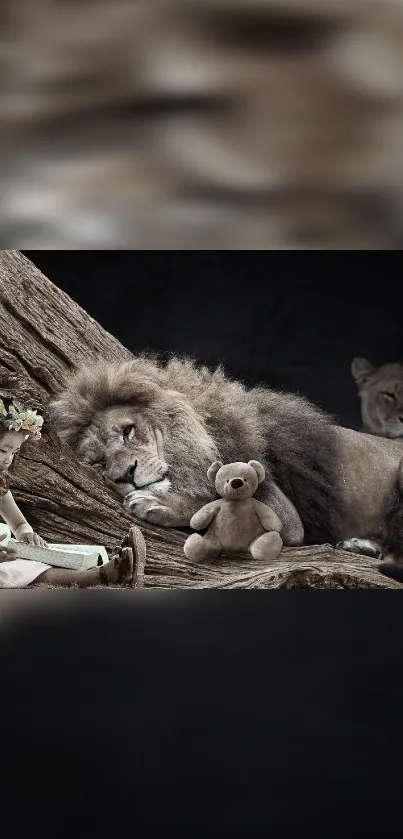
<box><xmin>0</xmin><ymin>250</ymin><xmax>400</xmax><ymax>589</ymax></box>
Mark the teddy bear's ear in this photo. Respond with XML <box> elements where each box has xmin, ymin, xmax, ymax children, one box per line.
<box><xmin>207</xmin><ymin>460</ymin><xmax>223</xmax><ymax>484</ymax></box>
<box><xmin>248</xmin><ymin>460</ymin><xmax>265</xmax><ymax>484</ymax></box>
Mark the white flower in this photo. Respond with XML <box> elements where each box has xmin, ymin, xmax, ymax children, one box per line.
<box><xmin>20</xmin><ymin>409</ymin><xmax>44</xmax><ymax>433</ymax></box>
<box><xmin>1</xmin><ymin>401</ymin><xmax>44</xmax><ymax>436</ymax></box>
<box><xmin>6</xmin><ymin>417</ymin><xmax>23</xmax><ymax>431</ymax></box>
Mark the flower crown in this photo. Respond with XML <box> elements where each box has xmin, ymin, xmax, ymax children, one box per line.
<box><xmin>0</xmin><ymin>397</ymin><xmax>44</xmax><ymax>439</ymax></box>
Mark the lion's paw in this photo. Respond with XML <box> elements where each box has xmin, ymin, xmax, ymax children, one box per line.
<box><xmin>124</xmin><ymin>492</ymin><xmax>173</xmax><ymax>526</ymax></box>
<box><xmin>336</xmin><ymin>537</ymin><xmax>382</xmax><ymax>558</ymax></box>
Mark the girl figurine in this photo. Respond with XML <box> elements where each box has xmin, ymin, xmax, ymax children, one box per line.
<box><xmin>0</xmin><ymin>392</ymin><xmax>135</xmax><ymax>587</ymax></box>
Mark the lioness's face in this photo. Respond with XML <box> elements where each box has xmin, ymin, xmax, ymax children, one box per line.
<box><xmin>359</xmin><ymin>366</ymin><xmax>403</xmax><ymax>439</ymax></box>
<box><xmin>78</xmin><ymin>406</ymin><xmax>170</xmax><ymax>498</ymax></box>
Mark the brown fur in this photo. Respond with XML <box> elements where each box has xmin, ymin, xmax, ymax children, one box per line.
<box><xmin>50</xmin><ymin>354</ymin><xmax>348</xmax><ymax>544</ymax></box>
<box><xmin>352</xmin><ymin>357</ymin><xmax>403</xmax><ymax>439</ymax></box>
<box><xmin>50</xmin><ymin>354</ymin><xmax>403</xmax><ymax>554</ymax></box>
<box><xmin>184</xmin><ymin>460</ymin><xmax>284</xmax><ymax>562</ymax></box>
<box><xmin>382</xmin><ymin>456</ymin><xmax>403</xmax><ymax>554</ymax></box>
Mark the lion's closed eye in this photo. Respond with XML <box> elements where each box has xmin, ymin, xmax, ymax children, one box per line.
<box><xmin>91</xmin><ymin>461</ymin><xmax>106</xmax><ymax>471</ymax></box>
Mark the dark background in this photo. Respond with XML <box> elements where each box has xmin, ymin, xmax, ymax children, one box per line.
<box><xmin>24</xmin><ymin>251</ymin><xmax>403</xmax><ymax>430</ymax></box>
<box><xmin>1</xmin><ymin>592</ymin><xmax>403</xmax><ymax>838</ymax></box>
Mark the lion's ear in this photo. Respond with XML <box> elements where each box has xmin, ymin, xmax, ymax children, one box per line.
<box><xmin>351</xmin><ymin>357</ymin><xmax>375</xmax><ymax>388</ymax></box>
<box><xmin>207</xmin><ymin>460</ymin><xmax>223</xmax><ymax>485</ymax></box>
<box><xmin>248</xmin><ymin>460</ymin><xmax>265</xmax><ymax>484</ymax></box>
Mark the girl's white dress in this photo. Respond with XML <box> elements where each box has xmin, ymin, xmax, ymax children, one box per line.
<box><xmin>0</xmin><ymin>467</ymin><xmax>50</xmax><ymax>587</ymax></box>
<box><xmin>0</xmin><ymin>523</ymin><xmax>50</xmax><ymax>587</ymax></box>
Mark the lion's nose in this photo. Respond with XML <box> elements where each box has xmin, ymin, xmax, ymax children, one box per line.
<box><xmin>230</xmin><ymin>478</ymin><xmax>243</xmax><ymax>489</ymax></box>
<box><xmin>121</xmin><ymin>461</ymin><xmax>137</xmax><ymax>484</ymax></box>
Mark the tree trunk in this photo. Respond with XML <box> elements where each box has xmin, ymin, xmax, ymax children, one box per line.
<box><xmin>0</xmin><ymin>250</ymin><xmax>400</xmax><ymax>589</ymax></box>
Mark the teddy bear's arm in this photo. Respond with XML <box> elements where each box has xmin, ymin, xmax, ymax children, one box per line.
<box><xmin>190</xmin><ymin>500</ymin><xmax>222</xmax><ymax>531</ymax></box>
<box><xmin>252</xmin><ymin>500</ymin><xmax>282</xmax><ymax>532</ymax></box>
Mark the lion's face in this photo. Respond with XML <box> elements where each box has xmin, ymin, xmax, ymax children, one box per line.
<box><xmin>50</xmin><ymin>359</ymin><xmax>221</xmax><ymax>507</ymax></box>
<box><xmin>352</xmin><ymin>358</ymin><xmax>403</xmax><ymax>439</ymax></box>
<box><xmin>77</xmin><ymin>406</ymin><xmax>170</xmax><ymax>498</ymax></box>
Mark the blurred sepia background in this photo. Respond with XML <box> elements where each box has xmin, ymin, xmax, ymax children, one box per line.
<box><xmin>1</xmin><ymin>0</ymin><xmax>403</xmax><ymax>249</ymax></box>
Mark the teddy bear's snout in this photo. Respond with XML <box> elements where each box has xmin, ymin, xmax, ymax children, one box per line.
<box><xmin>230</xmin><ymin>478</ymin><xmax>244</xmax><ymax>489</ymax></box>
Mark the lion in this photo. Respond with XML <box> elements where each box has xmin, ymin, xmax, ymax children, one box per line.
<box><xmin>50</xmin><ymin>355</ymin><xmax>403</xmax><ymax>580</ymax></box>
<box><xmin>352</xmin><ymin>357</ymin><xmax>403</xmax><ymax>439</ymax></box>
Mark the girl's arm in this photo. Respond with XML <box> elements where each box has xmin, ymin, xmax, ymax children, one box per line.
<box><xmin>0</xmin><ymin>490</ymin><xmax>46</xmax><ymax>545</ymax></box>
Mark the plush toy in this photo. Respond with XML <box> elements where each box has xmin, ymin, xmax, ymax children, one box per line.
<box><xmin>184</xmin><ymin>460</ymin><xmax>284</xmax><ymax>562</ymax></box>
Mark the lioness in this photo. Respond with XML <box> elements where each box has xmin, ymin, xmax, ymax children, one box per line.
<box><xmin>352</xmin><ymin>357</ymin><xmax>403</xmax><ymax>440</ymax></box>
<box><xmin>50</xmin><ymin>355</ymin><xmax>403</xmax><ymax>580</ymax></box>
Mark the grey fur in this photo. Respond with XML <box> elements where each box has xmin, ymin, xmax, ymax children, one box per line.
<box><xmin>50</xmin><ymin>354</ymin><xmax>345</xmax><ymax>545</ymax></box>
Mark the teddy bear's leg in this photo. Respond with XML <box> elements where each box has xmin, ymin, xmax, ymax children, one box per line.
<box><xmin>184</xmin><ymin>533</ymin><xmax>221</xmax><ymax>562</ymax></box>
<box><xmin>249</xmin><ymin>532</ymin><xmax>283</xmax><ymax>561</ymax></box>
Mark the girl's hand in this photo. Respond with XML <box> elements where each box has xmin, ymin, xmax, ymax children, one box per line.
<box><xmin>0</xmin><ymin>532</ymin><xmax>16</xmax><ymax>561</ymax></box>
<box><xmin>20</xmin><ymin>531</ymin><xmax>48</xmax><ymax>548</ymax></box>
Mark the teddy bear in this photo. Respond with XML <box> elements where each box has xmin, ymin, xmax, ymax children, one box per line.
<box><xmin>183</xmin><ymin>460</ymin><xmax>284</xmax><ymax>562</ymax></box>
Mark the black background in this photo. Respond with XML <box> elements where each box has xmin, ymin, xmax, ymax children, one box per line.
<box><xmin>3</xmin><ymin>251</ymin><xmax>402</xmax><ymax>837</ymax></box>
<box><xmin>1</xmin><ymin>592</ymin><xmax>403</xmax><ymax>838</ymax></box>
<box><xmin>24</xmin><ymin>251</ymin><xmax>403</xmax><ymax>429</ymax></box>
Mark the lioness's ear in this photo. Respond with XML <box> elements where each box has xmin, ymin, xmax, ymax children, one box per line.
<box><xmin>207</xmin><ymin>460</ymin><xmax>223</xmax><ymax>484</ymax></box>
<box><xmin>248</xmin><ymin>460</ymin><xmax>265</xmax><ymax>484</ymax></box>
<box><xmin>351</xmin><ymin>357</ymin><xmax>375</xmax><ymax>388</ymax></box>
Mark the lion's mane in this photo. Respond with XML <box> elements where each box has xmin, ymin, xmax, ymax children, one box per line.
<box><xmin>50</xmin><ymin>354</ymin><xmax>346</xmax><ymax>544</ymax></box>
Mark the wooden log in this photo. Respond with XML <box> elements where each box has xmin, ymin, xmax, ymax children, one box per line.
<box><xmin>0</xmin><ymin>250</ymin><xmax>400</xmax><ymax>589</ymax></box>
